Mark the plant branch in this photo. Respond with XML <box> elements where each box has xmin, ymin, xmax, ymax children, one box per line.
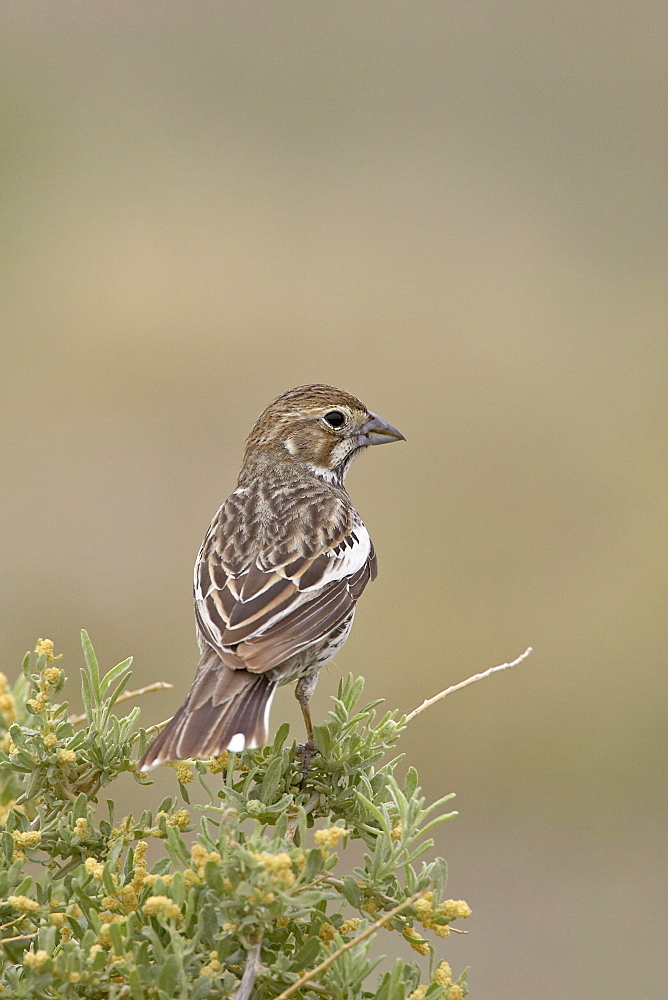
<box><xmin>131</xmin><ymin>715</ymin><xmax>174</xmax><ymax>745</ymax></box>
<box><xmin>68</xmin><ymin>682</ymin><xmax>173</xmax><ymax>725</ymax></box>
<box><xmin>285</xmin><ymin>791</ymin><xmax>320</xmax><ymax>842</ymax></box>
<box><xmin>405</xmin><ymin>647</ymin><xmax>533</xmax><ymax>724</ymax></box>
<box><xmin>234</xmin><ymin>939</ymin><xmax>262</xmax><ymax>1000</ymax></box>
<box><xmin>272</xmin><ymin>890</ymin><xmax>428</xmax><ymax>1000</ymax></box>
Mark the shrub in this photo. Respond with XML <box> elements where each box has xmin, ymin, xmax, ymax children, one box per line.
<box><xmin>0</xmin><ymin>633</ymin><xmax>470</xmax><ymax>999</ymax></box>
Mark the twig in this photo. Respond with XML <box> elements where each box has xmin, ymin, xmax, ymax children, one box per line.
<box><xmin>234</xmin><ymin>939</ymin><xmax>262</xmax><ymax>1000</ymax></box>
<box><xmin>68</xmin><ymin>682</ymin><xmax>173</xmax><ymax>725</ymax></box>
<box><xmin>285</xmin><ymin>791</ymin><xmax>320</xmax><ymax>842</ymax></box>
<box><xmin>272</xmin><ymin>890</ymin><xmax>427</xmax><ymax>1000</ymax></box>
<box><xmin>293</xmin><ymin>873</ymin><xmax>341</xmax><ymax>893</ymax></box>
<box><xmin>131</xmin><ymin>715</ymin><xmax>173</xmax><ymax>745</ymax></box>
<box><xmin>1</xmin><ymin>930</ymin><xmax>38</xmax><ymax>943</ymax></box>
<box><xmin>405</xmin><ymin>647</ymin><xmax>533</xmax><ymax>724</ymax></box>
<box><xmin>0</xmin><ymin>916</ymin><xmax>22</xmax><ymax>932</ymax></box>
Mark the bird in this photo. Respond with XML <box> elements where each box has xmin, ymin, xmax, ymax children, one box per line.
<box><xmin>138</xmin><ymin>384</ymin><xmax>404</xmax><ymax>771</ymax></box>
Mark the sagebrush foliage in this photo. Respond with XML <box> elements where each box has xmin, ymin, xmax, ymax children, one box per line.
<box><xmin>0</xmin><ymin>634</ymin><xmax>470</xmax><ymax>999</ymax></box>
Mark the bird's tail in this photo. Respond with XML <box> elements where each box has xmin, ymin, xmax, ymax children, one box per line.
<box><xmin>138</xmin><ymin>648</ymin><xmax>276</xmax><ymax>771</ymax></box>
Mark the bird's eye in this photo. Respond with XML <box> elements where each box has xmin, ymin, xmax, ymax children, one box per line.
<box><xmin>323</xmin><ymin>410</ymin><xmax>346</xmax><ymax>429</ymax></box>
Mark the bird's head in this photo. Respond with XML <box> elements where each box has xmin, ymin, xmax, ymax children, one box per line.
<box><xmin>242</xmin><ymin>384</ymin><xmax>405</xmax><ymax>485</ymax></box>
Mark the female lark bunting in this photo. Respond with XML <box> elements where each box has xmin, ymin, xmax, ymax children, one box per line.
<box><xmin>138</xmin><ymin>384</ymin><xmax>404</xmax><ymax>770</ymax></box>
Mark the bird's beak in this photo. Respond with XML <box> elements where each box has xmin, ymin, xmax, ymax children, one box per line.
<box><xmin>357</xmin><ymin>412</ymin><xmax>406</xmax><ymax>447</ymax></box>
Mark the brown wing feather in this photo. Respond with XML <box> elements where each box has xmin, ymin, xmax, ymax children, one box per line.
<box><xmin>236</xmin><ymin>582</ymin><xmax>355</xmax><ymax>672</ymax></box>
<box><xmin>194</xmin><ymin>483</ymin><xmax>375</xmax><ymax>675</ymax></box>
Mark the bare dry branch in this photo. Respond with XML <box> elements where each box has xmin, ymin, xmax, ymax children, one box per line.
<box><xmin>405</xmin><ymin>647</ymin><xmax>533</xmax><ymax>724</ymax></box>
<box><xmin>1</xmin><ymin>931</ymin><xmax>38</xmax><ymax>943</ymax></box>
<box><xmin>272</xmin><ymin>890</ymin><xmax>427</xmax><ymax>1000</ymax></box>
<box><xmin>234</xmin><ymin>939</ymin><xmax>262</xmax><ymax>1000</ymax></box>
<box><xmin>68</xmin><ymin>682</ymin><xmax>173</xmax><ymax>725</ymax></box>
<box><xmin>130</xmin><ymin>715</ymin><xmax>174</xmax><ymax>746</ymax></box>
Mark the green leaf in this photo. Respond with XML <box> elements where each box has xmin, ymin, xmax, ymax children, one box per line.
<box><xmin>272</xmin><ymin>722</ymin><xmax>291</xmax><ymax>752</ymax></box>
<box><xmin>105</xmin><ymin>669</ymin><xmax>133</xmax><ymax>713</ymax></box>
<box><xmin>165</xmin><ymin>824</ymin><xmax>190</xmax><ymax>865</ymax></box>
<box><xmin>171</xmin><ymin>871</ymin><xmax>186</xmax><ymax>909</ymax></box>
<box><xmin>420</xmin><ymin>812</ymin><xmax>458</xmax><ymax>837</ymax></box>
<box><xmin>259</xmin><ymin>757</ymin><xmax>284</xmax><ymax>804</ymax></box>
<box><xmin>292</xmin><ymin>933</ymin><xmax>322</xmax><ymax>969</ymax></box>
<box><xmin>190</xmin><ymin>977</ymin><xmax>213</xmax><ymax>999</ymax></box>
<box><xmin>20</xmin><ymin>651</ymin><xmax>31</xmax><ymax>679</ymax></box>
<box><xmin>402</xmin><ymin>767</ymin><xmax>417</xmax><ymax>801</ymax></box>
<box><xmin>102</xmin><ymin>863</ymin><xmax>117</xmax><ymax>897</ymax></box>
<box><xmin>108</xmin><ymin>920</ymin><xmax>125</xmax><ymax>954</ymax></box>
<box><xmin>355</xmin><ymin>791</ymin><xmax>391</xmax><ymax>837</ymax></box>
<box><xmin>107</xmin><ymin>836</ymin><xmax>125</xmax><ymax>871</ymax></box>
<box><xmin>80</xmin><ymin>629</ymin><xmax>101</xmax><ymax>702</ymax></box>
<box><xmin>73</xmin><ymin>793</ymin><xmax>88</xmax><ymax>821</ymax></box>
<box><xmin>80</xmin><ymin>668</ymin><xmax>94</xmax><ymax>724</ymax></box>
<box><xmin>198</xmin><ymin>903</ymin><xmax>218</xmax><ymax>947</ymax></box>
<box><xmin>13</xmin><ymin>876</ymin><xmax>33</xmax><ymax>897</ymax></box>
<box><xmin>204</xmin><ymin>859</ymin><xmax>224</xmax><ymax>893</ymax></box>
<box><xmin>100</xmin><ymin>656</ymin><xmax>133</xmax><ymax>696</ymax></box>
<box><xmin>129</xmin><ymin>969</ymin><xmax>145</xmax><ymax>1000</ymax></box>
<box><xmin>342</xmin><ymin>876</ymin><xmax>364</xmax><ymax>908</ymax></box>
<box><xmin>8</xmin><ymin>725</ymin><xmax>29</xmax><ymax>750</ymax></box>
<box><xmin>302</xmin><ymin>847</ymin><xmax>324</xmax><ymax>883</ymax></box>
<box><xmin>313</xmin><ymin>724</ymin><xmax>332</xmax><ymax>756</ymax></box>
<box><xmin>158</xmin><ymin>954</ymin><xmax>180</xmax><ymax>995</ymax></box>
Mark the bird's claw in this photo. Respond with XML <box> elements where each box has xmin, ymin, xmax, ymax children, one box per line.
<box><xmin>295</xmin><ymin>739</ymin><xmax>318</xmax><ymax>779</ymax></box>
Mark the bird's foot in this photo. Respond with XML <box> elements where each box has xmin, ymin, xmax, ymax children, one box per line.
<box><xmin>295</xmin><ymin>739</ymin><xmax>318</xmax><ymax>779</ymax></box>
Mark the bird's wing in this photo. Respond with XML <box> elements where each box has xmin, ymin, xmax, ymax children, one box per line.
<box><xmin>194</xmin><ymin>491</ymin><xmax>377</xmax><ymax>674</ymax></box>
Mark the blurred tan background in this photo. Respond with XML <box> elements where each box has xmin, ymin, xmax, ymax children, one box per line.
<box><xmin>2</xmin><ymin>2</ymin><xmax>666</xmax><ymax>995</ymax></box>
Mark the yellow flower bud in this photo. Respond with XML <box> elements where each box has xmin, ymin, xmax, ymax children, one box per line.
<box><xmin>121</xmin><ymin>885</ymin><xmax>138</xmax><ymax>909</ymax></box>
<box><xmin>403</xmin><ymin>925</ymin><xmax>430</xmax><ymax>956</ymax></box>
<box><xmin>23</xmin><ymin>950</ymin><xmax>49</xmax><ymax>970</ymax></box>
<box><xmin>35</xmin><ymin>638</ymin><xmax>56</xmax><ymax>660</ymax></box>
<box><xmin>208</xmin><ymin>752</ymin><xmax>229</xmax><ymax>774</ymax></box>
<box><xmin>439</xmin><ymin>899</ymin><xmax>472</xmax><ymax>920</ymax></box>
<box><xmin>414</xmin><ymin>892</ymin><xmax>434</xmax><ymax>921</ymax></box>
<box><xmin>433</xmin><ymin>962</ymin><xmax>452</xmax><ymax>986</ymax></box>
<box><xmin>166</xmin><ymin>808</ymin><xmax>190</xmax><ymax>829</ymax></box>
<box><xmin>319</xmin><ymin>922</ymin><xmax>336</xmax><ymax>944</ymax></box>
<box><xmin>142</xmin><ymin>896</ymin><xmax>181</xmax><ymax>920</ymax></box>
<box><xmin>8</xmin><ymin>895</ymin><xmax>40</xmax><ymax>912</ymax></box>
<box><xmin>84</xmin><ymin>857</ymin><xmax>105</xmax><ymax>880</ymax></box>
<box><xmin>200</xmin><ymin>951</ymin><xmax>223</xmax><ymax>978</ymax></box>
<box><xmin>0</xmin><ymin>694</ymin><xmax>17</xmax><ymax>722</ymax></box>
<box><xmin>314</xmin><ymin>826</ymin><xmax>347</xmax><ymax>848</ymax></box>
<box><xmin>12</xmin><ymin>830</ymin><xmax>42</xmax><ymax>849</ymax></box>
<box><xmin>173</xmin><ymin>762</ymin><xmax>193</xmax><ymax>784</ymax></box>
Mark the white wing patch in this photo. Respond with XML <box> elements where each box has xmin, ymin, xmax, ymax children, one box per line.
<box><xmin>297</xmin><ymin>522</ymin><xmax>371</xmax><ymax>591</ymax></box>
